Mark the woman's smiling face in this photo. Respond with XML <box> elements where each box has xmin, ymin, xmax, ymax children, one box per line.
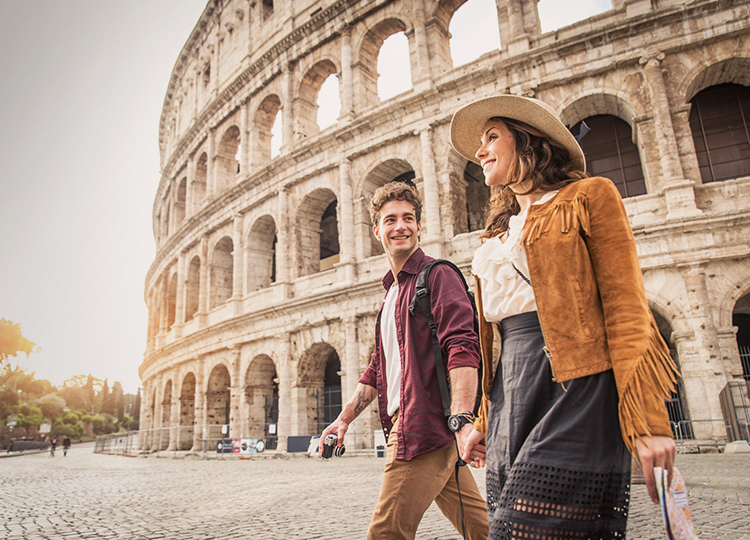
<box><xmin>475</xmin><ymin>118</ymin><xmax>516</xmax><ymax>187</ymax></box>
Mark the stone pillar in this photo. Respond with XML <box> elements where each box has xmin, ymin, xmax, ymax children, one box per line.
<box><xmin>412</xmin><ymin>0</ymin><xmax>433</xmax><ymax>89</ymax></box>
<box><xmin>240</xmin><ymin>98</ymin><xmax>250</xmax><ymax>174</ymax></box>
<box><xmin>504</xmin><ymin>0</ymin><xmax>531</xmax><ymax>55</ymax></box>
<box><xmin>276</xmin><ymin>188</ymin><xmax>291</xmax><ymax>284</ymax></box>
<box><xmin>138</xmin><ymin>381</ymin><xmax>151</xmax><ymax>451</ymax></box>
<box><xmin>419</xmin><ymin>127</ymin><xmax>443</xmax><ymax>256</ymax></box>
<box><xmin>282</xmin><ymin>62</ymin><xmax>294</xmax><ymax>152</ymax></box>
<box><xmin>207</xmin><ymin>127</ymin><xmax>216</xmax><ymax>198</ymax></box>
<box><xmin>276</xmin><ymin>335</ymin><xmax>292</xmax><ymax>452</ymax></box>
<box><xmin>232</xmin><ymin>213</ymin><xmax>244</xmax><ymax>300</ymax></box>
<box><xmin>174</xmin><ymin>253</ymin><xmax>186</xmax><ymax>338</ymax></box>
<box><xmin>168</xmin><ymin>390</ymin><xmax>179</xmax><ymax>451</ymax></box>
<box><xmin>679</xmin><ymin>264</ymin><xmax>728</xmax><ymax>440</ymax></box>
<box><xmin>338</xmin><ymin>159</ymin><xmax>356</xmax><ymax>265</ymax></box>
<box><xmin>186</xmin><ymin>154</ymin><xmax>195</xmax><ymax>217</ymax></box>
<box><xmin>639</xmin><ymin>53</ymin><xmax>701</xmax><ymax>219</ymax></box>
<box><xmin>229</xmin><ymin>347</ymin><xmax>243</xmax><ymax>439</ymax></box>
<box><xmin>191</xmin><ymin>361</ymin><xmax>206</xmax><ymax>452</ymax></box>
<box><xmin>340</xmin><ymin>25</ymin><xmax>354</xmax><ymax>122</ymax></box>
<box><xmin>343</xmin><ymin>316</ymin><xmax>361</xmax><ymax>447</ymax></box>
<box><xmin>198</xmin><ymin>236</ymin><xmax>209</xmax><ymax>326</ymax></box>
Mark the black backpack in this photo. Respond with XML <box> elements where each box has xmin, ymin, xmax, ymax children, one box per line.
<box><xmin>408</xmin><ymin>259</ymin><xmax>482</xmax><ymax>417</ymax></box>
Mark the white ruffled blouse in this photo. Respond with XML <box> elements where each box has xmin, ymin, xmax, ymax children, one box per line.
<box><xmin>472</xmin><ymin>191</ymin><xmax>558</xmax><ymax>323</ymax></box>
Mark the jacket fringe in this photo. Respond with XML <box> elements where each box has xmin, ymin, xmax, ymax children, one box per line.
<box><xmin>524</xmin><ymin>194</ymin><xmax>591</xmax><ymax>244</ymax></box>
<box><xmin>618</xmin><ymin>319</ymin><xmax>680</xmax><ymax>456</ymax></box>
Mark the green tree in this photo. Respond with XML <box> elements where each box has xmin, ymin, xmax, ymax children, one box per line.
<box><xmin>0</xmin><ymin>319</ymin><xmax>39</xmax><ymax>365</ymax></box>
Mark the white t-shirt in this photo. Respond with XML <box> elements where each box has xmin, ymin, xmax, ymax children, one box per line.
<box><xmin>472</xmin><ymin>191</ymin><xmax>558</xmax><ymax>322</ymax></box>
<box><xmin>381</xmin><ymin>283</ymin><xmax>401</xmax><ymax>416</ymax></box>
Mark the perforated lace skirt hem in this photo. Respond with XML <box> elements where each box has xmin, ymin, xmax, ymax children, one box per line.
<box><xmin>486</xmin><ymin>311</ymin><xmax>631</xmax><ymax>539</ymax></box>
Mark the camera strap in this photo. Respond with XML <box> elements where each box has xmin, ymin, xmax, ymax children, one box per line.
<box><xmin>454</xmin><ymin>440</ymin><xmax>468</xmax><ymax>539</ymax></box>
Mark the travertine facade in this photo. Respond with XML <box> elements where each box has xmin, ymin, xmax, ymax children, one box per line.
<box><xmin>140</xmin><ymin>0</ymin><xmax>750</xmax><ymax>452</ymax></box>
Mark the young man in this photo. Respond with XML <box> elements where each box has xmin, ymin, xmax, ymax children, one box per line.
<box><xmin>319</xmin><ymin>181</ymin><xmax>488</xmax><ymax>539</ymax></box>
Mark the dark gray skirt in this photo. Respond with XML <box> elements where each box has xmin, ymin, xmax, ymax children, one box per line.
<box><xmin>486</xmin><ymin>311</ymin><xmax>631</xmax><ymax>539</ymax></box>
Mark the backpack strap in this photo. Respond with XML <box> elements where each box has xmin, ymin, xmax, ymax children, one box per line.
<box><xmin>408</xmin><ymin>259</ymin><xmax>472</xmax><ymax>417</ymax></box>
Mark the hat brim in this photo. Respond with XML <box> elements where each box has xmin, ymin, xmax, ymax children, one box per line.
<box><xmin>450</xmin><ymin>95</ymin><xmax>586</xmax><ymax>173</ymax></box>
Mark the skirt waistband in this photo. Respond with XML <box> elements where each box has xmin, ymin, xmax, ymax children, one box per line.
<box><xmin>500</xmin><ymin>310</ymin><xmax>541</xmax><ymax>336</ymax></box>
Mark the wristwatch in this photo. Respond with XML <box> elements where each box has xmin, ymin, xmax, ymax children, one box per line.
<box><xmin>448</xmin><ymin>413</ymin><xmax>476</xmax><ymax>433</ymax></box>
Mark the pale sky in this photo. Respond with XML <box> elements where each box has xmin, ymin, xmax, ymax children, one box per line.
<box><xmin>0</xmin><ymin>0</ymin><xmax>610</xmax><ymax>395</ymax></box>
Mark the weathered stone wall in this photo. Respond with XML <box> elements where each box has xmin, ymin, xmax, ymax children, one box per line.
<box><xmin>140</xmin><ymin>0</ymin><xmax>750</xmax><ymax>451</ymax></box>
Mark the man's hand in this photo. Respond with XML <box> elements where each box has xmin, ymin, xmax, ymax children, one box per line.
<box><xmin>635</xmin><ymin>435</ymin><xmax>676</xmax><ymax>504</ymax></box>
<box><xmin>318</xmin><ymin>419</ymin><xmax>349</xmax><ymax>455</ymax></box>
<box><xmin>458</xmin><ymin>427</ymin><xmax>486</xmax><ymax>468</ymax></box>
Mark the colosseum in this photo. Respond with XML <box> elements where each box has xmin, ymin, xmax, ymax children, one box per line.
<box><xmin>139</xmin><ymin>0</ymin><xmax>750</xmax><ymax>454</ymax></box>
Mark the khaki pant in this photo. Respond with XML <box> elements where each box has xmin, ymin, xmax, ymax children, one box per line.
<box><xmin>366</xmin><ymin>416</ymin><xmax>489</xmax><ymax>540</ymax></box>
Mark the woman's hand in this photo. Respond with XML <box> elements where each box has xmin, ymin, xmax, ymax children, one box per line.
<box><xmin>459</xmin><ymin>428</ymin><xmax>487</xmax><ymax>468</ymax></box>
<box><xmin>635</xmin><ymin>435</ymin><xmax>676</xmax><ymax>504</ymax></box>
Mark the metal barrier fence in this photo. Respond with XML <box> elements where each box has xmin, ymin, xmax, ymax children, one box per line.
<box><xmin>95</xmin><ymin>422</ymin><xmax>387</xmax><ymax>459</ymax></box>
<box><xmin>671</xmin><ymin>418</ymin><xmax>750</xmax><ymax>444</ymax></box>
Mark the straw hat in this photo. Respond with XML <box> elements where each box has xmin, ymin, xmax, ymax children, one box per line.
<box><xmin>450</xmin><ymin>94</ymin><xmax>586</xmax><ymax>173</ymax></box>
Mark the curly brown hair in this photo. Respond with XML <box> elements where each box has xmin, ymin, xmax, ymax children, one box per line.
<box><xmin>369</xmin><ymin>181</ymin><xmax>422</xmax><ymax>226</ymax></box>
<box><xmin>481</xmin><ymin>117</ymin><xmax>587</xmax><ymax>240</ymax></box>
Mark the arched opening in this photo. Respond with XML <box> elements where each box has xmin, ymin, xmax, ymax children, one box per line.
<box><xmin>460</xmin><ymin>161</ymin><xmax>490</xmax><ymax>234</ymax></box>
<box><xmin>537</xmin><ymin>0</ymin><xmax>611</xmax><ymax>33</ymax></box>
<box><xmin>296</xmin><ymin>189</ymin><xmax>338</xmax><ymax>277</ymax></box>
<box><xmin>652</xmin><ymin>309</ymin><xmax>692</xmax><ymax>439</ymax></box>
<box><xmin>732</xmin><ymin>291</ymin><xmax>750</xmax><ymax>381</ymax></box>
<box><xmin>167</xmin><ymin>273</ymin><xmax>178</xmax><ymax>329</ymax></box>
<box><xmin>206</xmin><ymin>364</ymin><xmax>231</xmax><ymax>440</ymax></box>
<box><xmin>160</xmin><ymin>380</ymin><xmax>172</xmax><ymax>451</ymax></box>
<box><xmin>298</xmin><ymin>343</ymin><xmax>341</xmax><ymax>435</ymax></box>
<box><xmin>318</xmin><ymin>74</ymin><xmax>341</xmax><ymax>129</ymax></box>
<box><xmin>245</xmin><ymin>355</ymin><xmax>278</xmax><ymax>448</ymax></box>
<box><xmin>297</xmin><ymin>61</ymin><xmax>339</xmax><ymax>138</ymax></box>
<box><xmin>185</xmin><ymin>256</ymin><xmax>200</xmax><ymax>321</ymax></box>
<box><xmin>193</xmin><ymin>152</ymin><xmax>207</xmax><ymax>210</ymax></box>
<box><xmin>360</xmin><ymin>160</ymin><xmax>417</xmax><ymax>256</ymax></box>
<box><xmin>689</xmin><ymin>83</ymin><xmax>750</xmax><ymax>184</ymax></box>
<box><xmin>247</xmin><ymin>215</ymin><xmax>277</xmax><ymax>291</ymax></box>
<box><xmin>377</xmin><ymin>31</ymin><xmax>412</xmax><ymax>101</ymax></box>
<box><xmin>178</xmin><ymin>373</ymin><xmax>196</xmax><ymax>450</ymax></box>
<box><xmin>216</xmin><ymin>125</ymin><xmax>241</xmax><ymax>192</ymax></box>
<box><xmin>210</xmin><ymin>237</ymin><xmax>234</xmax><ymax>309</ymax></box>
<box><xmin>253</xmin><ymin>95</ymin><xmax>282</xmax><ymax>166</ymax></box>
<box><xmin>356</xmin><ymin>19</ymin><xmax>409</xmax><ymax>109</ymax></box>
<box><xmin>175</xmin><ymin>178</ymin><xmax>187</xmax><ymax>225</ymax></box>
<box><xmin>449</xmin><ymin>0</ymin><xmax>501</xmax><ymax>68</ymax></box>
<box><xmin>572</xmin><ymin>114</ymin><xmax>646</xmax><ymax>198</ymax></box>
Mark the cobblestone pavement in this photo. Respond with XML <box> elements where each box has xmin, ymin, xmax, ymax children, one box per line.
<box><xmin>1</xmin><ymin>444</ymin><xmax>748</xmax><ymax>539</ymax></box>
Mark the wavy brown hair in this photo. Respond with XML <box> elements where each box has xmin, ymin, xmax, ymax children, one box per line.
<box><xmin>369</xmin><ymin>180</ymin><xmax>422</xmax><ymax>226</ymax></box>
<box><xmin>480</xmin><ymin>117</ymin><xmax>587</xmax><ymax>240</ymax></box>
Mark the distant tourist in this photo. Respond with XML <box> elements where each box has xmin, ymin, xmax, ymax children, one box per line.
<box><xmin>62</xmin><ymin>436</ymin><xmax>71</xmax><ymax>456</ymax></box>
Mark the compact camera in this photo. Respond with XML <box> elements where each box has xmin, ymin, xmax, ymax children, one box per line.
<box><xmin>321</xmin><ymin>434</ymin><xmax>346</xmax><ymax>459</ymax></box>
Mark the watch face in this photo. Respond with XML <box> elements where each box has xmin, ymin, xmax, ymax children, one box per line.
<box><xmin>449</xmin><ymin>416</ymin><xmax>463</xmax><ymax>432</ymax></box>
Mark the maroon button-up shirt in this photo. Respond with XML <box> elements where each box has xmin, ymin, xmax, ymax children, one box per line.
<box><xmin>359</xmin><ymin>249</ymin><xmax>481</xmax><ymax>461</ymax></box>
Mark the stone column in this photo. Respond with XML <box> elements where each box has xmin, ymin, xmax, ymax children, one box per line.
<box><xmin>191</xmin><ymin>360</ymin><xmax>206</xmax><ymax>452</ymax></box>
<box><xmin>276</xmin><ymin>335</ymin><xmax>292</xmax><ymax>452</ymax></box>
<box><xmin>186</xmin><ymin>154</ymin><xmax>195</xmax><ymax>217</ymax></box>
<box><xmin>198</xmin><ymin>236</ymin><xmax>209</xmax><ymax>326</ymax></box>
<box><xmin>679</xmin><ymin>264</ymin><xmax>728</xmax><ymax>440</ymax></box>
<box><xmin>276</xmin><ymin>188</ymin><xmax>291</xmax><ymax>284</ymax></box>
<box><xmin>419</xmin><ymin>127</ymin><xmax>443</xmax><ymax>256</ymax></box>
<box><xmin>207</xmin><ymin>127</ymin><xmax>216</xmax><ymax>198</ymax></box>
<box><xmin>343</xmin><ymin>316</ymin><xmax>361</xmax><ymax>447</ymax></box>
<box><xmin>174</xmin><ymin>253</ymin><xmax>186</xmax><ymax>338</ymax></box>
<box><xmin>138</xmin><ymin>381</ymin><xmax>151</xmax><ymax>451</ymax></box>
<box><xmin>412</xmin><ymin>0</ymin><xmax>433</xmax><ymax>89</ymax></box>
<box><xmin>504</xmin><ymin>0</ymin><xmax>531</xmax><ymax>55</ymax></box>
<box><xmin>229</xmin><ymin>347</ymin><xmax>243</xmax><ymax>439</ymax></box>
<box><xmin>240</xmin><ymin>98</ymin><xmax>250</xmax><ymax>174</ymax></box>
<box><xmin>339</xmin><ymin>25</ymin><xmax>354</xmax><ymax>122</ymax></box>
<box><xmin>338</xmin><ymin>159</ymin><xmax>356</xmax><ymax>265</ymax></box>
<box><xmin>168</xmin><ymin>390</ymin><xmax>179</xmax><ymax>451</ymax></box>
<box><xmin>639</xmin><ymin>53</ymin><xmax>701</xmax><ymax>219</ymax></box>
<box><xmin>232</xmin><ymin>213</ymin><xmax>244</xmax><ymax>301</ymax></box>
<box><xmin>282</xmin><ymin>62</ymin><xmax>294</xmax><ymax>152</ymax></box>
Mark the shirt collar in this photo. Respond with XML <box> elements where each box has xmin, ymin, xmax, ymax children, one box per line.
<box><xmin>382</xmin><ymin>248</ymin><xmax>425</xmax><ymax>290</ymax></box>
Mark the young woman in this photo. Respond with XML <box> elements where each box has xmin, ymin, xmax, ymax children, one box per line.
<box><xmin>449</xmin><ymin>95</ymin><xmax>679</xmax><ymax>538</ymax></box>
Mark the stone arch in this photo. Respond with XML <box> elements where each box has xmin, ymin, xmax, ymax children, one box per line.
<box><xmin>447</xmin><ymin>143</ymin><xmax>490</xmax><ymax>236</ymax></box>
<box><xmin>193</xmin><ymin>152</ymin><xmax>208</xmax><ymax>212</ymax></box>
<box><xmin>210</xmin><ymin>236</ymin><xmax>233</xmax><ymax>309</ymax></box>
<box><xmin>185</xmin><ymin>256</ymin><xmax>200</xmax><ymax>321</ymax></box>
<box><xmin>354</xmin><ymin>18</ymin><xmax>410</xmax><ymax>109</ymax></box>
<box><xmin>720</xmin><ymin>273</ymin><xmax>750</xmax><ymax>381</ymax></box>
<box><xmin>244</xmin><ymin>354</ymin><xmax>278</xmax><ymax>441</ymax></box>
<box><xmin>159</xmin><ymin>379</ymin><xmax>173</xmax><ymax>450</ymax></box>
<box><xmin>650</xmin><ymin>304</ymin><xmax>691</xmax><ymax>437</ymax></box>
<box><xmin>295</xmin><ymin>188</ymin><xmax>339</xmax><ymax>277</ymax></box>
<box><xmin>175</xmin><ymin>177</ymin><xmax>187</xmax><ymax>226</ymax></box>
<box><xmin>442</xmin><ymin>0</ymin><xmax>502</xmax><ymax>71</ymax></box>
<box><xmin>246</xmin><ymin>215</ymin><xmax>277</xmax><ymax>291</ymax></box>
<box><xmin>178</xmin><ymin>372</ymin><xmax>196</xmax><ymax>450</ymax></box>
<box><xmin>296</xmin><ymin>59</ymin><xmax>339</xmax><ymax>140</ymax></box>
<box><xmin>167</xmin><ymin>271</ymin><xmax>178</xmax><ymax>329</ymax></box>
<box><xmin>252</xmin><ymin>94</ymin><xmax>282</xmax><ymax>166</ymax></box>
<box><xmin>205</xmin><ymin>363</ymin><xmax>232</xmax><ymax>439</ymax></box>
<box><xmin>681</xmin><ymin>57</ymin><xmax>750</xmax><ymax>103</ymax></box>
<box><xmin>298</xmin><ymin>342</ymin><xmax>341</xmax><ymax>434</ymax></box>
<box><xmin>358</xmin><ymin>158</ymin><xmax>417</xmax><ymax>256</ymax></box>
<box><xmin>216</xmin><ymin>124</ymin><xmax>241</xmax><ymax>193</ymax></box>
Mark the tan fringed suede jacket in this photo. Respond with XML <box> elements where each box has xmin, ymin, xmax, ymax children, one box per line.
<box><xmin>472</xmin><ymin>176</ymin><xmax>678</xmax><ymax>455</ymax></box>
